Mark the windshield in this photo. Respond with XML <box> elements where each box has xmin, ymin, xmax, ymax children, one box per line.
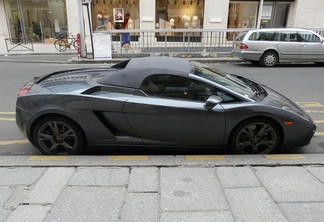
<box><xmin>191</xmin><ymin>62</ymin><xmax>263</xmax><ymax>100</ymax></box>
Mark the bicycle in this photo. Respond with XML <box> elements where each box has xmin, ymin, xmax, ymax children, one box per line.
<box><xmin>54</xmin><ymin>33</ymin><xmax>78</xmax><ymax>52</ymax></box>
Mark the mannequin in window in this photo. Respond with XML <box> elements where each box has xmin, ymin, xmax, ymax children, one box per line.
<box><xmin>170</xmin><ymin>18</ymin><xmax>175</xmax><ymax>29</ymax></box>
<box><xmin>127</xmin><ymin>18</ymin><xmax>134</xmax><ymax>29</ymax></box>
<box><xmin>192</xmin><ymin>16</ymin><xmax>199</xmax><ymax>28</ymax></box>
<box><xmin>103</xmin><ymin>15</ymin><xmax>113</xmax><ymax>30</ymax></box>
<box><xmin>182</xmin><ymin>15</ymin><xmax>190</xmax><ymax>28</ymax></box>
<box><xmin>97</xmin><ymin>14</ymin><xmax>103</xmax><ymax>27</ymax></box>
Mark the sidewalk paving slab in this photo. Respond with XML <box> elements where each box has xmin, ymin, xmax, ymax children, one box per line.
<box><xmin>0</xmin><ymin>187</ymin><xmax>12</xmax><ymax>222</ymax></box>
<box><xmin>23</xmin><ymin>168</ymin><xmax>75</xmax><ymax>204</ymax></box>
<box><xmin>68</xmin><ymin>167</ymin><xmax>129</xmax><ymax>186</ymax></box>
<box><xmin>215</xmin><ymin>166</ymin><xmax>261</xmax><ymax>188</ymax></box>
<box><xmin>122</xmin><ymin>193</ymin><xmax>158</xmax><ymax>222</ymax></box>
<box><xmin>225</xmin><ymin>187</ymin><xmax>287</xmax><ymax>222</ymax></box>
<box><xmin>278</xmin><ymin>202</ymin><xmax>324</xmax><ymax>222</ymax></box>
<box><xmin>0</xmin><ymin>168</ymin><xmax>45</xmax><ymax>186</ymax></box>
<box><xmin>44</xmin><ymin>186</ymin><xmax>125</xmax><ymax>222</ymax></box>
<box><xmin>160</xmin><ymin>167</ymin><xmax>228</xmax><ymax>212</ymax></box>
<box><xmin>254</xmin><ymin>166</ymin><xmax>324</xmax><ymax>203</ymax></box>
<box><xmin>128</xmin><ymin>167</ymin><xmax>159</xmax><ymax>192</ymax></box>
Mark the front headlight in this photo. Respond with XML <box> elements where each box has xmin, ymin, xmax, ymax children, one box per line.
<box><xmin>282</xmin><ymin>105</ymin><xmax>312</xmax><ymax>122</ymax></box>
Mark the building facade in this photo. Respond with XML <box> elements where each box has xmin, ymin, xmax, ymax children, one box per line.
<box><xmin>1</xmin><ymin>0</ymin><xmax>324</xmax><ymax>46</ymax></box>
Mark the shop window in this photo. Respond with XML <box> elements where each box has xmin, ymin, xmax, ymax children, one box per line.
<box><xmin>155</xmin><ymin>0</ymin><xmax>204</xmax><ymax>34</ymax></box>
<box><xmin>228</xmin><ymin>1</ymin><xmax>289</xmax><ymax>30</ymax></box>
<box><xmin>228</xmin><ymin>1</ymin><xmax>258</xmax><ymax>29</ymax></box>
<box><xmin>4</xmin><ymin>0</ymin><xmax>68</xmax><ymax>43</ymax></box>
<box><xmin>92</xmin><ymin>0</ymin><xmax>139</xmax><ymax>31</ymax></box>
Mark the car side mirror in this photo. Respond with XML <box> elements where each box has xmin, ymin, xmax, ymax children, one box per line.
<box><xmin>204</xmin><ymin>95</ymin><xmax>223</xmax><ymax>111</ymax></box>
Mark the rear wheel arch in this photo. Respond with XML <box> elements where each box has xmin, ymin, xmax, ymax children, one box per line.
<box><xmin>260</xmin><ymin>50</ymin><xmax>280</xmax><ymax>67</ymax></box>
<box><xmin>228</xmin><ymin>116</ymin><xmax>284</xmax><ymax>154</ymax></box>
<box><xmin>31</xmin><ymin>114</ymin><xmax>87</xmax><ymax>155</ymax></box>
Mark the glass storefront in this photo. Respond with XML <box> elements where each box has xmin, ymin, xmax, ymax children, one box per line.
<box><xmin>155</xmin><ymin>0</ymin><xmax>204</xmax><ymax>29</ymax></box>
<box><xmin>228</xmin><ymin>1</ymin><xmax>258</xmax><ymax>28</ymax></box>
<box><xmin>4</xmin><ymin>0</ymin><xmax>68</xmax><ymax>43</ymax></box>
<box><xmin>228</xmin><ymin>1</ymin><xmax>290</xmax><ymax>29</ymax></box>
<box><xmin>260</xmin><ymin>2</ymin><xmax>289</xmax><ymax>28</ymax></box>
<box><xmin>92</xmin><ymin>0</ymin><xmax>139</xmax><ymax>31</ymax></box>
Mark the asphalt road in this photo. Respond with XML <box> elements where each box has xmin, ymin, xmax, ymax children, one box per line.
<box><xmin>0</xmin><ymin>61</ymin><xmax>323</xmax><ymax>155</ymax></box>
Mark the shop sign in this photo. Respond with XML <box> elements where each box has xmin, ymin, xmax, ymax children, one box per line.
<box><xmin>93</xmin><ymin>33</ymin><xmax>112</xmax><ymax>60</ymax></box>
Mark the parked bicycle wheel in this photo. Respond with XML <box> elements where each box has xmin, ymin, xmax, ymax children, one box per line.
<box><xmin>72</xmin><ymin>39</ymin><xmax>78</xmax><ymax>50</ymax></box>
<box><xmin>54</xmin><ymin>39</ymin><xmax>67</xmax><ymax>52</ymax></box>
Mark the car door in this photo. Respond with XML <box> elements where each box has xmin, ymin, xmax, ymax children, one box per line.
<box><xmin>298</xmin><ymin>31</ymin><xmax>324</xmax><ymax>61</ymax></box>
<box><xmin>274</xmin><ymin>31</ymin><xmax>301</xmax><ymax>61</ymax></box>
<box><xmin>122</xmin><ymin>74</ymin><xmax>226</xmax><ymax>146</ymax></box>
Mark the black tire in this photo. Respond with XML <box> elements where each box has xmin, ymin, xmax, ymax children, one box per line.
<box><xmin>54</xmin><ymin>40</ymin><xmax>61</xmax><ymax>52</ymax></box>
<box><xmin>54</xmin><ymin>39</ymin><xmax>67</xmax><ymax>52</ymax></box>
<box><xmin>33</xmin><ymin>116</ymin><xmax>85</xmax><ymax>155</ymax></box>
<box><xmin>260</xmin><ymin>51</ymin><xmax>278</xmax><ymax>67</ymax></box>
<box><xmin>229</xmin><ymin>118</ymin><xmax>281</xmax><ymax>154</ymax></box>
<box><xmin>72</xmin><ymin>39</ymin><xmax>78</xmax><ymax>50</ymax></box>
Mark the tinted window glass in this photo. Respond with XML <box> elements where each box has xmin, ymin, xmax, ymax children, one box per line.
<box><xmin>274</xmin><ymin>32</ymin><xmax>298</xmax><ymax>42</ymax></box>
<box><xmin>248</xmin><ymin>32</ymin><xmax>274</xmax><ymax>41</ymax></box>
<box><xmin>298</xmin><ymin>31</ymin><xmax>321</xmax><ymax>43</ymax></box>
<box><xmin>140</xmin><ymin>75</ymin><xmax>237</xmax><ymax>103</ymax></box>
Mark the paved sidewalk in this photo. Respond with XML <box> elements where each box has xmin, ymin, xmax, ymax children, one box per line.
<box><xmin>0</xmin><ymin>44</ymin><xmax>239</xmax><ymax>64</ymax></box>
<box><xmin>0</xmin><ymin>155</ymin><xmax>324</xmax><ymax>222</ymax></box>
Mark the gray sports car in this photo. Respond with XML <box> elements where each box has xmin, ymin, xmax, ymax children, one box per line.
<box><xmin>16</xmin><ymin>57</ymin><xmax>316</xmax><ymax>155</ymax></box>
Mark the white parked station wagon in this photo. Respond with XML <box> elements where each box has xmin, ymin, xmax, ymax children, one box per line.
<box><xmin>232</xmin><ymin>28</ymin><xmax>324</xmax><ymax>67</ymax></box>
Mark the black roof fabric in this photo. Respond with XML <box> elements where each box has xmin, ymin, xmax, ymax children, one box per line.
<box><xmin>98</xmin><ymin>57</ymin><xmax>191</xmax><ymax>88</ymax></box>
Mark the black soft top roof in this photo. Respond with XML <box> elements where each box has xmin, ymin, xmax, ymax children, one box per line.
<box><xmin>98</xmin><ymin>57</ymin><xmax>191</xmax><ymax>88</ymax></box>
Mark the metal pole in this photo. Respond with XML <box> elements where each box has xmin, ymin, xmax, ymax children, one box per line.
<box><xmin>78</xmin><ymin>0</ymin><xmax>86</xmax><ymax>58</ymax></box>
<box><xmin>257</xmin><ymin>0</ymin><xmax>264</xmax><ymax>28</ymax></box>
<box><xmin>86</xmin><ymin>3</ymin><xmax>94</xmax><ymax>59</ymax></box>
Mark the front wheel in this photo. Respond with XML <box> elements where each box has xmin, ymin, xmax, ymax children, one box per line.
<box><xmin>54</xmin><ymin>39</ymin><xmax>67</xmax><ymax>52</ymax></box>
<box><xmin>33</xmin><ymin>116</ymin><xmax>85</xmax><ymax>155</ymax></box>
<box><xmin>260</xmin><ymin>51</ymin><xmax>278</xmax><ymax>67</ymax></box>
<box><xmin>229</xmin><ymin>118</ymin><xmax>281</xmax><ymax>154</ymax></box>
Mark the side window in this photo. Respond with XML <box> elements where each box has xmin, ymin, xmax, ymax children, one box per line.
<box><xmin>274</xmin><ymin>32</ymin><xmax>298</xmax><ymax>42</ymax></box>
<box><xmin>298</xmin><ymin>31</ymin><xmax>321</xmax><ymax>43</ymax></box>
<box><xmin>140</xmin><ymin>75</ymin><xmax>239</xmax><ymax>103</ymax></box>
<box><xmin>287</xmin><ymin>32</ymin><xmax>298</xmax><ymax>42</ymax></box>
<box><xmin>248</xmin><ymin>32</ymin><xmax>274</xmax><ymax>41</ymax></box>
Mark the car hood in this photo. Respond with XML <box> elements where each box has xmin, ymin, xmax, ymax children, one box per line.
<box><xmin>261</xmin><ymin>85</ymin><xmax>312</xmax><ymax>122</ymax></box>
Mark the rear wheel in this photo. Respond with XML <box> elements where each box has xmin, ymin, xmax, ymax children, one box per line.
<box><xmin>260</xmin><ymin>51</ymin><xmax>278</xmax><ymax>67</ymax></box>
<box><xmin>33</xmin><ymin>116</ymin><xmax>85</xmax><ymax>155</ymax></box>
<box><xmin>229</xmin><ymin>118</ymin><xmax>281</xmax><ymax>154</ymax></box>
